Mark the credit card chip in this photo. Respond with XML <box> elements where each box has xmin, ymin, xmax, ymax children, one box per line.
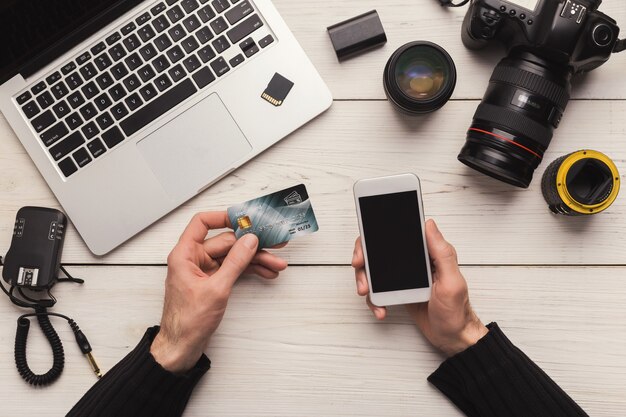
<box><xmin>261</xmin><ymin>73</ymin><xmax>294</xmax><ymax>106</ymax></box>
<box><xmin>237</xmin><ymin>216</ymin><xmax>253</xmax><ymax>230</ymax></box>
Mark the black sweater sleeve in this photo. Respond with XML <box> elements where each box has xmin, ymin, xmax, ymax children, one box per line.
<box><xmin>67</xmin><ymin>326</ymin><xmax>210</xmax><ymax>417</ymax></box>
<box><xmin>427</xmin><ymin>323</ymin><xmax>588</xmax><ymax>417</ymax></box>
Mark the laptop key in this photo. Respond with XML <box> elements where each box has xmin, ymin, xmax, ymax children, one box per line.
<box><xmin>66</xmin><ymin>72</ymin><xmax>84</xmax><ymax>90</ymax></box>
<box><xmin>167</xmin><ymin>5</ymin><xmax>184</xmax><ymax>23</ymax></box>
<box><xmin>125</xmin><ymin>53</ymin><xmax>143</xmax><ymax>71</ymax></box>
<box><xmin>65</xmin><ymin>112</ymin><xmax>84</xmax><ymax>130</ymax></box>
<box><xmin>109</xmin><ymin>84</ymin><xmax>127</xmax><ymax>101</ymax></box>
<box><xmin>68</xmin><ymin>91</ymin><xmax>86</xmax><ymax>109</ymax></box>
<box><xmin>50</xmin><ymin>131</ymin><xmax>85</xmax><ymax>161</ymax></box>
<box><xmin>183</xmin><ymin>15</ymin><xmax>200</xmax><ymax>32</ymax></box>
<box><xmin>192</xmin><ymin>66</ymin><xmax>215</xmax><ymax>89</ymax></box>
<box><xmin>36</xmin><ymin>91</ymin><xmax>55</xmax><ymax>109</ymax></box>
<box><xmin>111</xmin><ymin>102</ymin><xmax>129</xmax><ymax>120</ymax></box>
<box><xmin>123</xmin><ymin>34</ymin><xmax>141</xmax><ymax>52</ymax></box>
<box><xmin>58</xmin><ymin>157</ymin><xmax>78</xmax><ymax>177</ymax></box>
<box><xmin>125</xmin><ymin>93</ymin><xmax>144</xmax><ymax>111</ymax></box>
<box><xmin>259</xmin><ymin>34</ymin><xmax>274</xmax><ymax>48</ymax></box>
<box><xmin>106</xmin><ymin>32</ymin><xmax>122</xmax><ymax>45</ymax></box>
<box><xmin>80</xmin><ymin>63</ymin><xmax>98</xmax><ymax>80</ymax></box>
<box><xmin>40</xmin><ymin>122</ymin><xmax>69</xmax><ymax>146</ymax></box>
<box><xmin>87</xmin><ymin>138</ymin><xmax>107</xmax><ymax>158</ymax></box>
<box><xmin>111</xmin><ymin>63</ymin><xmax>129</xmax><ymax>80</ymax></box>
<box><xmin>138</xmin><ymin>26</ymin><xmax>156</xmax><ymax>42</ymax></box>
<box><xmin>197</xmin><ymin>45</ymin><xmax>216</xmax><ymax>62</ymax></box>
<box><xmin>52</xmin><ymin>82</ymin><xmax>69</xmax><ymax>99</ymax></box>
<box><xmin>96</xmin><ymin>72</ymin><xmax>114</xmax><ymax>89</ymax></box>
<box><xmin>138</xmin><ymin>65</ymin><xmax>156</xmax><ymax>82</ymax></box>
<box><xmin>154</xmin><ymin>74</ymin><xmax>173</xmax><ymax>92</ymax></box>
<box><xmin>225</xmin><ymin>0</ymin><xmax>252</xmax><ymax>25</ymax></box>
<box><xmin>166</xmin><ymin>45</ymin><xmax>184</xmax><ymax>63</ymax></box>
<box><xmin>96</xmin><ymin>112</ymin><xmax>114</xmax><ymax>130</ymax></box>
<box><xmin>227</xmin><ymin>14</ymin><xmax>263</xmax><ymax>43</ymax></box>
<box><xmin>79</xmin><ymin>103</ymin><xmax>98</xmax><ymax>121</ymax></box>
<box><xmin>139</xmin><ymin>84</ymin><xmax>158</xmax><ymax>102</ymax></box>
<box><xmin>212</xmin><ymin>0</ymin><xmax>230</xmax><ymax>13</ymax></box>
<box><xmin>182</xmin><ymin>36</ymin><xmax>200</xmax><ymax>53</ymax></box>
<box><xmin>229</xmin><ymin>53</ymin><xmax>244</xmax><ymax>67</ymax></box>
<box><xmin>102</xmin><ymin>126</ymin><xmax>125</xmax><ymax>148</ymax></box>
<box><xmin>154</xmin><ymin>34</ymin><xmax>173</xmax><ymax>52</ymax></box>
<box><xmin>139</xmin><ymin>44</ymin><xmax>157</xmax><ymax>61</ymax></box>
<box><xmin>76</xmin><ymin>52</ymin><xmax>91</xmax><ymax>66</ymax></box>
<box><xmin>183</xmin><ymin>55</ymin><xmax>201</xmax><ymax>72</ymax></box>
<box><xmin>73</xmin><ymin>148</ymin><xmax>92</xmax><ymax>168</ymax></box>
<box><xmin>95</xmin><ymin>54</ymin><xmax>113</xmax><ymax>71</ymax></box>
<box><xmin>90</xmin><ymin>42</ymin><xmax>107</xmax><ymax>55</ymax></box>
<box><xmin>94</xmin><ymin>93</ymin><xmax>113</xmax><ymax>111</ymax></box>
<box><xmin>81</xmin><ymin>121</ymin><xmax>100</xmax><ymax>139</ymax></box>
<box><xmin>212</xmin><ymin>36</ymin><xmax>230</xmax><ymax>53</ymax></box>
<box><xmin>198</xmin><ymin>5</ymin><xmax>216</xmax><ymax>22</ymax></box>
<box><xmin>61</xmin><ymin>62</ymin><xmax>77</xmax><ymax>75</ymax></box>
<box><xmin>151</xmin><ymin>2</ymin><xmax>167</xmax><ymax>16</ymax></box>
<box><xmin>153</xmin><ymin>15</ymin><xmax>170</xmax><ymax>33</ymax></box>
<box><xmin>196</xmin><ymin>27</ymin><xmax>214</xmax><ymax>44</ymax></box>
<box><xmin>22</xmin><ymin>101</ymin><xmax>40</xmax><ymax>118</ymax></box>
<box><xmin>123</xmin><ymin>74</ymin><xmax>141</xmax><ymax>92</ymax></box>
<box><xmin>46</xmin><ymin>72</ymin><xmax>62</xmax><ymax>86</ymax></box>
<box><xmin>210</xmin><ymin>57</ymin><xmax>230</xmax><ymax>77</ymax></box>
<box><xmin>120</xmin><ymin>79</ymin><xmax>197</xmax><ymax>136</ymax></box>
<box><xmin>244</xmin><ymin>44</ymin><xmax>259</xmax><ymax>58</ymax></box>
<box><xmin>136</xmin><ymin>12</ymin><xmax>151</xmax><ymax>26</ymax></box>
<box><xmin>181</xmin><ymin>0</ymin><xmax>200</xmax><ymax>13</ymax></box>
<box><xmin>17</xmin><ymin>91</ymin><xmax>32</xmax><ymax>105</ymax></box>
<box><xmin>81</xmin><ymin>82</ymin><xmax>99</xmax><ymax>100</ymax></box>
<box><xmin>109</xmin><ymin>44</ymin><xmax>127</xmax><ymax>61</ymax></box>
<box><xmin>31</xmin><ymin>81</ymin><xmax>47</xmax><ymax>95</ymax></box>
<box><xmin>168</xmin><ymin>64</ymin><xmax>187</xmax><ymax>82</ymax></box>
<box><xmin>32</xmin><ymin>110</ymin><xmax>56</xmax><ymax>133</ymax></box>
<box><xmin>52</xmin><ymin>101</ymin><xmax>70</xmax><ymax>118</ymax></box>
<box><xmin>239</xmin><ymin>37</ymin><xmax>254</xmax><ymax>51</ymax></box>
<box><xmin>166</xmin><ymin>0</ymin><xmax>179</xmax><ymax>5</ymax></box>
<box><xmin>169</xmin><ymin>25</ymin><xmax>186</xmax><ymax>42</ymax></box>
<box><xmin>210</xmin><ymin>17</ymin><xmax>228</xmax><ymax>35</ymax></box>
<box><xmin>121</xmin><ymin>22</ymin><xmax>137</xmax><ymax>36</ymax></box>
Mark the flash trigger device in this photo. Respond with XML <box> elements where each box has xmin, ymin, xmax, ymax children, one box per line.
<box><xmin>262</xmin><ymin>73</ymin><xmax>294</xmax><ymax>106</ymax></box>
<box><xmin>2</xmin><ymin>207</ymin><xmax>67</xmax><ymax>289</ymax></box>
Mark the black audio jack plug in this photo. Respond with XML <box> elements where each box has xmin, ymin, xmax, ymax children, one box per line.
<box><xmin>69</xmin><ymin>319</ymin><xmax>102</xmax><ymax>378</ymax></box>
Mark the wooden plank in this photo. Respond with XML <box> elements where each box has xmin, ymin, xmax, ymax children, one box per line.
<box><xmin>2</xmin><ymin>100</ymin><xmax>625</xmax><ymax>265</ymax></box>
<box><xmin>274</xmin><ymin>0</ymin><xmax>626</xmax><ymax>100</ymax></box>
<box><xmin>0</xmin><ymin>266</ymin><xmax>623</xmax><ymax>416</ymax></box>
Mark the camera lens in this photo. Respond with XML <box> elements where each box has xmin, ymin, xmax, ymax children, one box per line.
<box><xmin>384</xmin><ymin>41</ymin><xmax>456</xmax><ymax>114</ymax></box>
<box><xmin>458</xmin><ymin>50</ymin><xmax>572</xmax><ymax>188</ymax></box>
<box><xmin>541</xmin><ymin>150</ymin><xmax>620</xmax><ymax>215</ymax></box>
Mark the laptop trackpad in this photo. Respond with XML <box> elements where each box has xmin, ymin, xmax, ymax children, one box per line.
<box><xmin>137</xmin><ymin>93</ymin><xmax>252</xmax><ymax>200</ymax></box>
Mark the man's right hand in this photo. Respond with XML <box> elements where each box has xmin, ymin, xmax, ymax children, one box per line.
<box><xmin>352</xmin><ymin>219</ymin><xmax>489</xmax><ymax>357</ymax></box>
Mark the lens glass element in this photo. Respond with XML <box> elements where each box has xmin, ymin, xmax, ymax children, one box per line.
<box><xmin>394</xmin><ymin>46</ymin><xmax>449</xmax><ymax>101</ymax></box>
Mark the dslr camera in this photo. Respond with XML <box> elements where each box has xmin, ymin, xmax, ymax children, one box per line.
<box><xmin>458</xmin><ymin>0</ymin><xmax>625</xmax><ymax>188</ymax></box>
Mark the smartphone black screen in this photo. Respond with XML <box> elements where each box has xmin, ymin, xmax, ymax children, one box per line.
<box><xmin>359</xmin><ymin>191</ymin><xmax>429</xmax><ymax>293</ymax></box>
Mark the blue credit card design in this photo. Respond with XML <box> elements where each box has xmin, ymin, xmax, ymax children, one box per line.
<box><xmin>228</xmin><ymin>184</ymin><xmax>319</xmax><ymax>248</ymax></box>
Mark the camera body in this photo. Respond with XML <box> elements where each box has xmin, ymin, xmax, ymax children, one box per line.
<box><xmin>462</xmin><ymin>0</ymin><xmax>620</xmax><ymax>73</ymax></box>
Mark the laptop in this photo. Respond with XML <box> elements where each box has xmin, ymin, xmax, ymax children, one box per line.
<box><xmin>0</xmin><ymin>0</ymin><xmax>332</xmax><ymax>255</ymax></box>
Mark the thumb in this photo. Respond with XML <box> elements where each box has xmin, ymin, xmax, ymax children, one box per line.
<box><xmin>216</xmin><ymin>233</ymin><xmax>259</xmax><ymax>287</ymax></box>
<box><xmin>425</xmin><ymin>220</ymin><xmax>461</xmax><ymax>279</ymax></box>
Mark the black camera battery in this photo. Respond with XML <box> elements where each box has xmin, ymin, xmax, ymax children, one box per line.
<box><xmin>327</xmin><ymin>10</ymin><xmax>387</xmax><ymax>61</ymax></box>
<box><xmin>2</xmin><ymin>207</ymin><xmax>67</xmax><ymax>289</ymax></box>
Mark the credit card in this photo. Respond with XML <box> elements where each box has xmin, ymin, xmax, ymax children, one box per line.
<box><xmin>227</xmin><ymin>184</ymin><xmax>319</xmax><ymax>249</ymax></box>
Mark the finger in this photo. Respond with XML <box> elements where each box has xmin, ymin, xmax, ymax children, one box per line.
<box><xmin>425</xmin><ymin>220</ymin><xmax>462</xmax><ymax>281</ymax></box>
<box><xmin>366</xmin><ymin>295</ymin><xmax>387</xmax><ymax>320</ymax></box>
<box><xmin>215</xmin><ymin>233</ymin><xmax>259</xmax><ymax>287</ymax></box>
<box><xmin>351</xmin><ymin>237</ymin><xmax>365</xmax><ymax>268</ymax></box>
<box><xmin>251</xmin><ymin>250</ymin><xmax>288</xmax><ymax>272</ymax></box>
<box><xmin>270</xmin><ymin>242</ymin><xmax>288</xmax><ymax>249</ymax></box>
<box><xmin>202</xmin><ymin>232</ymin><xmax>236</xmax><ymax>258</ymax></box>
<box><xmin>355</xmin><ymin>268</ymin><xmax>369</xmax><ymax>296</ymax></box>
<box><xmin>245</xmin><ymin>264</ymin><xmax>280</xmax><ymax>279</ymax></box>
<box><xmin>179</xmin><ymin>212</ymin><xmax>231</xmax><ymax>244</ymax></box>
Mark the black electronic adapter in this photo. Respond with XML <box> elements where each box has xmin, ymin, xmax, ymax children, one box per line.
<box><xmin>2</xmin><ymin>207</ymin><xmax>66</xmax><ymax>289</ymax></box>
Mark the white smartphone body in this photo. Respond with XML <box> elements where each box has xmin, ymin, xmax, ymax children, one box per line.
<box><xmin>354</xmin><ymin>173</ymin><xmax>433</xmax><ymax>307</ymax></box>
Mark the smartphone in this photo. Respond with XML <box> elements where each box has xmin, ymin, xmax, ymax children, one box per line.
<box><xmin>354</xmin><ymin>173</ymin><xmax>432</xmax><ymax>307</ymax></box>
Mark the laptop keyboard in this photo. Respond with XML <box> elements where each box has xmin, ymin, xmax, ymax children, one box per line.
<box><xmin>14</xmin><ymin>0</ymin><xmax>275</xmax><ymax>178</ymax></box>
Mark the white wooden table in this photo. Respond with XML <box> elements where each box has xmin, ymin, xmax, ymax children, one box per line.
<box><xmin>1</xmin><ymin>1</ymin><xmax>626</xmax><ymax>415</ymax></box>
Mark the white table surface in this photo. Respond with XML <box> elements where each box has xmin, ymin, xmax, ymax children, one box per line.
<box><xmin>1</xmin><ymin>1</ymin><xmax>626</xmax><ymax>415</ymax></box>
